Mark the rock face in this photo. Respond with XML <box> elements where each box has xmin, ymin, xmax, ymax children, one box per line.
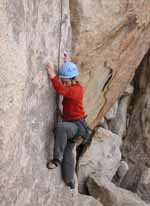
<box><xmin>70</xmin><ymin>0</ymin><xmax>150</xmax><ymax>126</ymax></box>
<box><xmin>0</xmin><ymin>1</ymin><xmax>102</xmax><ymax>205</ymax></box>
<box><xmin>112</xmin><ymin>160</ymin><xmax>129</xmax><ymax>186</ymax></box>
<box><xmin>77</xmin><ymin>127</ymin><xmax>121</xmax><ymax>193</ymax></box>
<box><xmin>107</xmin><ymin>84</ymin><xmax>133</xmax><ymax>138</ymax></box>
<box><xmin>0</xmin><ymin>1</ymin><xmax>95</xmax><ymax>205</ymax></box>
<box><xmin>0</xmin><ymin>0</ymin><xmax>150</xmax><ymax>205</ymax></box>
<box><xmin>137</xmin><ymin>168</ymin><xmax>150</xmax><ymax>203</ymax></box>
<box><xmin>122</xmin><ymin>50</ymin><xmax>150</xmax><ymax>203</ymax></box>
<box><xmin>87</xmin><ymin>174</ymin><xmax>149</xmax><ymax>206</ymax></box>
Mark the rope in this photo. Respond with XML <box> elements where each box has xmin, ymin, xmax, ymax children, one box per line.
<box><xmin>57</xmin><ymin>0</ymin><xmax>63</xmax><ymax>72</ymax></box>
<box><xmin>55</xmin><ymin>0</ymin><xmax>63</xmax><ymax>123</ymax></box>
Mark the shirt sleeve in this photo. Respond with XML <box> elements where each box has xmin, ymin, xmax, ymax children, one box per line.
<box><xmin>51</xmin><ymin>76</ymin><xmax>76</xmax><ymax>99</ymax></box>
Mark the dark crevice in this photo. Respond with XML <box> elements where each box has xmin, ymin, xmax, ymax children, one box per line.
<box><xmin>128</xmin><ymin>48</ymin><xmax>150</xmax><ymax>114</ymax></box>
<box><xmin>121</xmin><ymin>48</ymin><xmax>150</xmax><ymax>200</ymax></box>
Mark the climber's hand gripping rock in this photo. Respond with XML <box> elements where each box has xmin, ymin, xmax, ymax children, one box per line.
<box><xmin>47</xmin><ymin>64</ymin><xmax>56</xmax><ymax>79</ymax></box>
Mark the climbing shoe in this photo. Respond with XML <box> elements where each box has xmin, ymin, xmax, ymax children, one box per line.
<box><xmin>47</xmin><ymin>159</ymin><xmax>60</xmax><ymax>169</ymax></box>
<box><xmin>66</xmin><ymin>181</ymin><xmax>75</xmax><ymax>189</ymax></box>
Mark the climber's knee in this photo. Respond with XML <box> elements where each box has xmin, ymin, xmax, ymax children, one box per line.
<box><xmin>55</xmin><ymin>122</ymin><xmax>64</xmax><ymax>132</ymax></box>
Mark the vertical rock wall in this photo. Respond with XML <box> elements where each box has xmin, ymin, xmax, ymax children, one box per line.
<box><xmin>0</xmin><ymin>1</ymin><xmax>102</xmax><ymax>205</ymax></box>
<box><xmin>70</xmin><ymin>0</ymin><xmax>150</xmax><ymax>126</ymax></box>
<box><xmin>122</xmin><ymin>49</ymin><xmax>150</xmax><ymax>203</ymax></box>
<box><xmin>0</xmin><ymin>1</ymin><xmax>77</xmax><ymax>205</ymax></box>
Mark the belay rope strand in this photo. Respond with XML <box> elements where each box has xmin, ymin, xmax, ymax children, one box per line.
<box><xmin>57</xmin><ymin>0</ymin><xmax>63</xmax><ymax>72</ymax></box>
<box><xmin>55</xmin><ymin>0</ymin><xmax>63</xmax><ymax>123</ymax></box>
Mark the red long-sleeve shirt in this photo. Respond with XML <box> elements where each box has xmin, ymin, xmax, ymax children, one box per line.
<box><xmin>51</xmin><ymin>76</ymin><xmax>85</xmax><ymax>121</ymax></box>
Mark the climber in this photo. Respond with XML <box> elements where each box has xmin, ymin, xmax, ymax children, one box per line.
<box><xmin>46</xmin><ymin>53</ymin><xmax>89</xmax><ymax>189</ymax></box>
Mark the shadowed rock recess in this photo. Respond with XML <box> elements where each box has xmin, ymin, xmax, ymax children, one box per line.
<box><xmin>122</xmin><ymin>49</ymin><xmax>150</xmax><ymax>203</ymax></box>
<box><xmin>0</xmin><ymin>0</ymin><xmax>150</xmax><ymax>205</ymax></box>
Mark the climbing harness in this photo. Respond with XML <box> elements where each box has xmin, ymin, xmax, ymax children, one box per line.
<box><xmin>66</xmin><ymin>117</ymin><xmax>93</xmax><ymax>146</ymax></box>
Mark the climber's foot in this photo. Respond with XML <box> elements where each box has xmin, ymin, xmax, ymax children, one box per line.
<box><xmin>47</xmin><ymin>159</ymin><xmax>60</xmax><ymax>169</ymax></box>
<box><xmin>66</xmin><ymin>181</ymin><xmax>75</xmax><ymax>189</ymax></box>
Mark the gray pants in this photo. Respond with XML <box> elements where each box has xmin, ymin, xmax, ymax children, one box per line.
<box><xmin>53</xmin><ymin>121</ymin><xmax>78</xmax><ymax>183</ymax></box>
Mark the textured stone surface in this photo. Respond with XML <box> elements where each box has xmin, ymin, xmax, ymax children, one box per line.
<box><xmin>77</xmin><ymin>127</ymin><xmax>121</xmax><ymax>193</ymax></box>
<box><xmin>87</xmin><ymin>174</ymin><xmax>149</xmax><ymax>206</ymax></box>
<box><xmin>137</xmin><ymin>168</ymin><xmax>150</xmax><ymax>203</ymax></box>
<box><xmin>0</xmin><ymin>0</ymin><xmax>85</xmax><ymax>205</ymax></box>
<box><xmin>108</xmin><ymin>95</ymin><xmax>130</xmax><ymax>137</ymax></box>
<box><xmin>105</xmin><ymin>84</ymin><xmax>133</xmax><ymax>137</ymax></box>
<box><xmin>105</xmin><ymin>101</ymin><xmax>118</xmax><ymax>120</ymax></box>
<box><xmin>0</xmin><ymin>1</ymin><xmax>102</xmax><ymax>205</ymax></box>
<box><xmin>122</xmin><ymin>50</ymin><xmax>150</xmax><ymax>203</ymax></box>
<box><xmin>70</xmin><ymin>0</ymin><xmax>150</xmax><ymax>126</ymax></box>
<box><xmin>112</xmin><ymin>161</ymin><xmax>129</xmax><ymax>186</ymax></box>
<box><xmin>0</xmin><ymin>0</ymin><xmax>150</xmax><ymax>205</ymax></box>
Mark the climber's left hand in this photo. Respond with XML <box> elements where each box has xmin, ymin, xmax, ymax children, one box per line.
<box><xmin>47</xmin><ymin>64</ymin><xmax>56</xmax><ymax>78</ymax></box>
<box><xmin>64</xmin><ymin>52</ymin><xmax>71</xmax><ymax>62</ymax></box>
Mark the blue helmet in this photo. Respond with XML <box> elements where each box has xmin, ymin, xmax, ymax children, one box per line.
<box><xmin>59</xmin><ymin>62</ymin><xmax>79</xmax><ymax>78</ymax></box>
